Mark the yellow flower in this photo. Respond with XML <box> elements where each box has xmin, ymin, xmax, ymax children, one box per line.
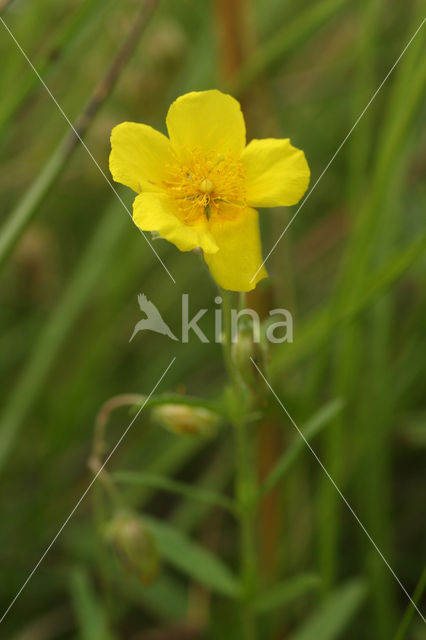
<box><xmin>109</xmin><ymin>90</ymin><xmax>310</xmax><ymax>292</ymax></box>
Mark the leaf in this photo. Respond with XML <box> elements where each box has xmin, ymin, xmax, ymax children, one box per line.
<box><xmin>255</xmin><ymin>574</ymin><xmax>320</xmax><ymax>615</ymax></box>
<box><xmin>290</xmin><ymin>579</ymin><xmax>367</xmax><ymax>640</ymax></box>
<box><xmin>114</xmin><ymin>471</ymin><xmax>236</xmax><ymax>514</ymax></box>
<box><xmin>260</xmin><ymin>398</ymin><xmax>344</xmax><ymax>498</ymax></box>
<box><xmin>145</xmin><ymin>516</ymin><xmax>239</xmax><ymax>598</ymax></box>
<box><xmin>69</xmin><ymin>568</ymin><xmax>116</xmax><ymax>640</ymax></box>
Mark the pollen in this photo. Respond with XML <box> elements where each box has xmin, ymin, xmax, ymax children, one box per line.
<box><xmin>163</xmin><ymin>147</ymin><xmax>246</xmax><ymax>224</ymax></box>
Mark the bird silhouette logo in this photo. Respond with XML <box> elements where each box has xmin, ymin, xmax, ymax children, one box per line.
<box><xmin>129</xmin><ymin>294</ymin><xmax>178</xmax><ymax>342</ymax></box>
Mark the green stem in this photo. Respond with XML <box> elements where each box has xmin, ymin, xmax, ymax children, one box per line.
<box><xmin>220</xmin><ymin>289</ymin><xmax>239</xmax><ymax>389</ymax></box>
<box><xmin>220</xmin><ymin>287</ymin><xmax>258</xmax><ymax>640</ymax></box>
<box><xmin>235</xmin><ymin>419</ymin><xmax>258</xmax><ymax>640</ymax></box>
<box><xmin>92</xmin><ymin>481</ymin><xmax>114</xmax><ymax>609</ymax></box>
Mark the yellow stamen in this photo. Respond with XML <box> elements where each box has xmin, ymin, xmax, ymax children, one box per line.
<box><xmin>163</xmin><ymin>147</ymin><xmax>246</xmax><ymax>224</ymax></box>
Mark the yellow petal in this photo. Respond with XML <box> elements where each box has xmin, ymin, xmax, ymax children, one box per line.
<box><xmin>204</xmin><ymin>207</ymin><xmax>267</xmax><ymax>292</ymax></box>
<box><xmin>166</xmin><ymin>90</ymin><xmax>246</xmax><ymax>157</ymax></box>
<box><xmin>242</xmin><ymin>138</ymin><xmax>310</xmax><ymax>207</ymax></box>
<box><xmin>133</xmin><ymin>192</ymin><xmax>218</xmax><ymax>254</ymax></box>
<box><xmin>110</xmin><ymin>122</ymin><xmax>171</xmax><ymax>194</ymax></box>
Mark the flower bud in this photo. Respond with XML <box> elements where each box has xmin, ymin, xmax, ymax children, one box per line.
<box><xmin>151</xmin><ymin>404</ymin><xmax>217</xmax><ymax>435</ymax></box>
<box><xmin>105</xmin><ymin>511</ymin><xmax>159</xmax><ymax>585</ymax></box>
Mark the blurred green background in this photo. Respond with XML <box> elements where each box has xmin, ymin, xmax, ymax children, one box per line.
<box><xmin>0</xmin><ymin>0</ymin><xmax>425</xmax><ymax>638</ymax></box>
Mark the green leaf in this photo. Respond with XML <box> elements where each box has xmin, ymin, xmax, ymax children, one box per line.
<box><xmin>69</xmin><ymin>568</ymin><xmax>116</xmax><ymax>640</ymax></box>
<box><xmin>260</xmin><ymin>398</ymin><xmax>344</xmax><ymax>498</ymax></box>
<box><xmin>145</xmin><ymin>516</ymin><xmax>239</xmax><ymax>598</ymax></box>
<box><xmin>114</xmin><ymin>471</ymin><xmax>236</xmax><ymax>515</ymax></box>
<box><xmin>290</xmin><ymin>579</ymin><xmax>367</xmax><ymax>640</ymax></box>
<box><xmin>255</xmin><ymin>574</ymin><xmax>320</xmax><ymax>615</ymax></box>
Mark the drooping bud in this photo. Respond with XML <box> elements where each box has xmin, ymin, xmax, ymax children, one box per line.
<box><xmin>151</xmin><ymin>403</ymin><xmax>218</xmax><ymax>436</ymax></box>
<box><xmin>105</xmin><ymin>511</ymin><xmax>159</xmax><ymax>585</ymax></box>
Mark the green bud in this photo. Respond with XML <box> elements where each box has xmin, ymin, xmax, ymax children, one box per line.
<box><xmin>151</xmin><ymin>403</ymin><xmax>217</xmax><ymax>435</ymax></box>
<box><xmin>105</xmin><ymin>511</ymin><xmax>159</xmax><ymax>585</ymax></box>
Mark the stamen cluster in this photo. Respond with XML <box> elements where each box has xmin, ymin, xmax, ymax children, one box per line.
<box><xmin>163</xmin><ymin>147</ymin><xmax>246</xmax><ymax>224</ymax></box>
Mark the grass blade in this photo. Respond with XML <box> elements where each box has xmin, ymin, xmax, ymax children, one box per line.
<box><xmin>231</xmin><ymin>0</ymin><xmax>349</xmax><ymax>94</ymax></box>
<box><xmin>393</xmin><ymin>567</ymin><xmax>426</xmax><ymax>640</ymax></box>
<box><xmin>0</xmin><ymin>202</ymin><xmax>127</xmax><ymax>471</ymax></box>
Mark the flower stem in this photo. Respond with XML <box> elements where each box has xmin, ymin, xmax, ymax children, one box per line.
<box><xmin>235</xmin><ymin>418</ymin><xmax>258</xmax><ymax>640</ymax></box>
<box><xmin>220</xmin><ymin>288</ymin><xmax>239</xmax><ymax>390</ymax></box>
<box><xmin>220</xmin><ymin>288</ymin><xmax>258</xmax><ymax>640</ymax></box>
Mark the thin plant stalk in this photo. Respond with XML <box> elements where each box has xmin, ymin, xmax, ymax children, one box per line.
<box><xmin>220</xmin><ymin>288</ymin><xmax>258</xmax><ymax>640</ymax></box>
<box><xmin>0</xmin><ymin>0</ymin><xmax>158</xmax><ymax>270</ymax></box>
<box><xmin>234</xmin><ymin>419</ymin><xmax>258</xmax><ymax>640</ymax></box>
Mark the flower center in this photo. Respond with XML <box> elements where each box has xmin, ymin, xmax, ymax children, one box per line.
<box><xmin>163</xmin><ymin>147</ymin><xmax>246</xmax><ymax>224</ymax></box>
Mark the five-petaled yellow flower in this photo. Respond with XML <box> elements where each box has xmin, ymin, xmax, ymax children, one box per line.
<box><xmin>109</xmin><ymin>90</ymin><xmax>310</xmax><ymax>292</ymax></box>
